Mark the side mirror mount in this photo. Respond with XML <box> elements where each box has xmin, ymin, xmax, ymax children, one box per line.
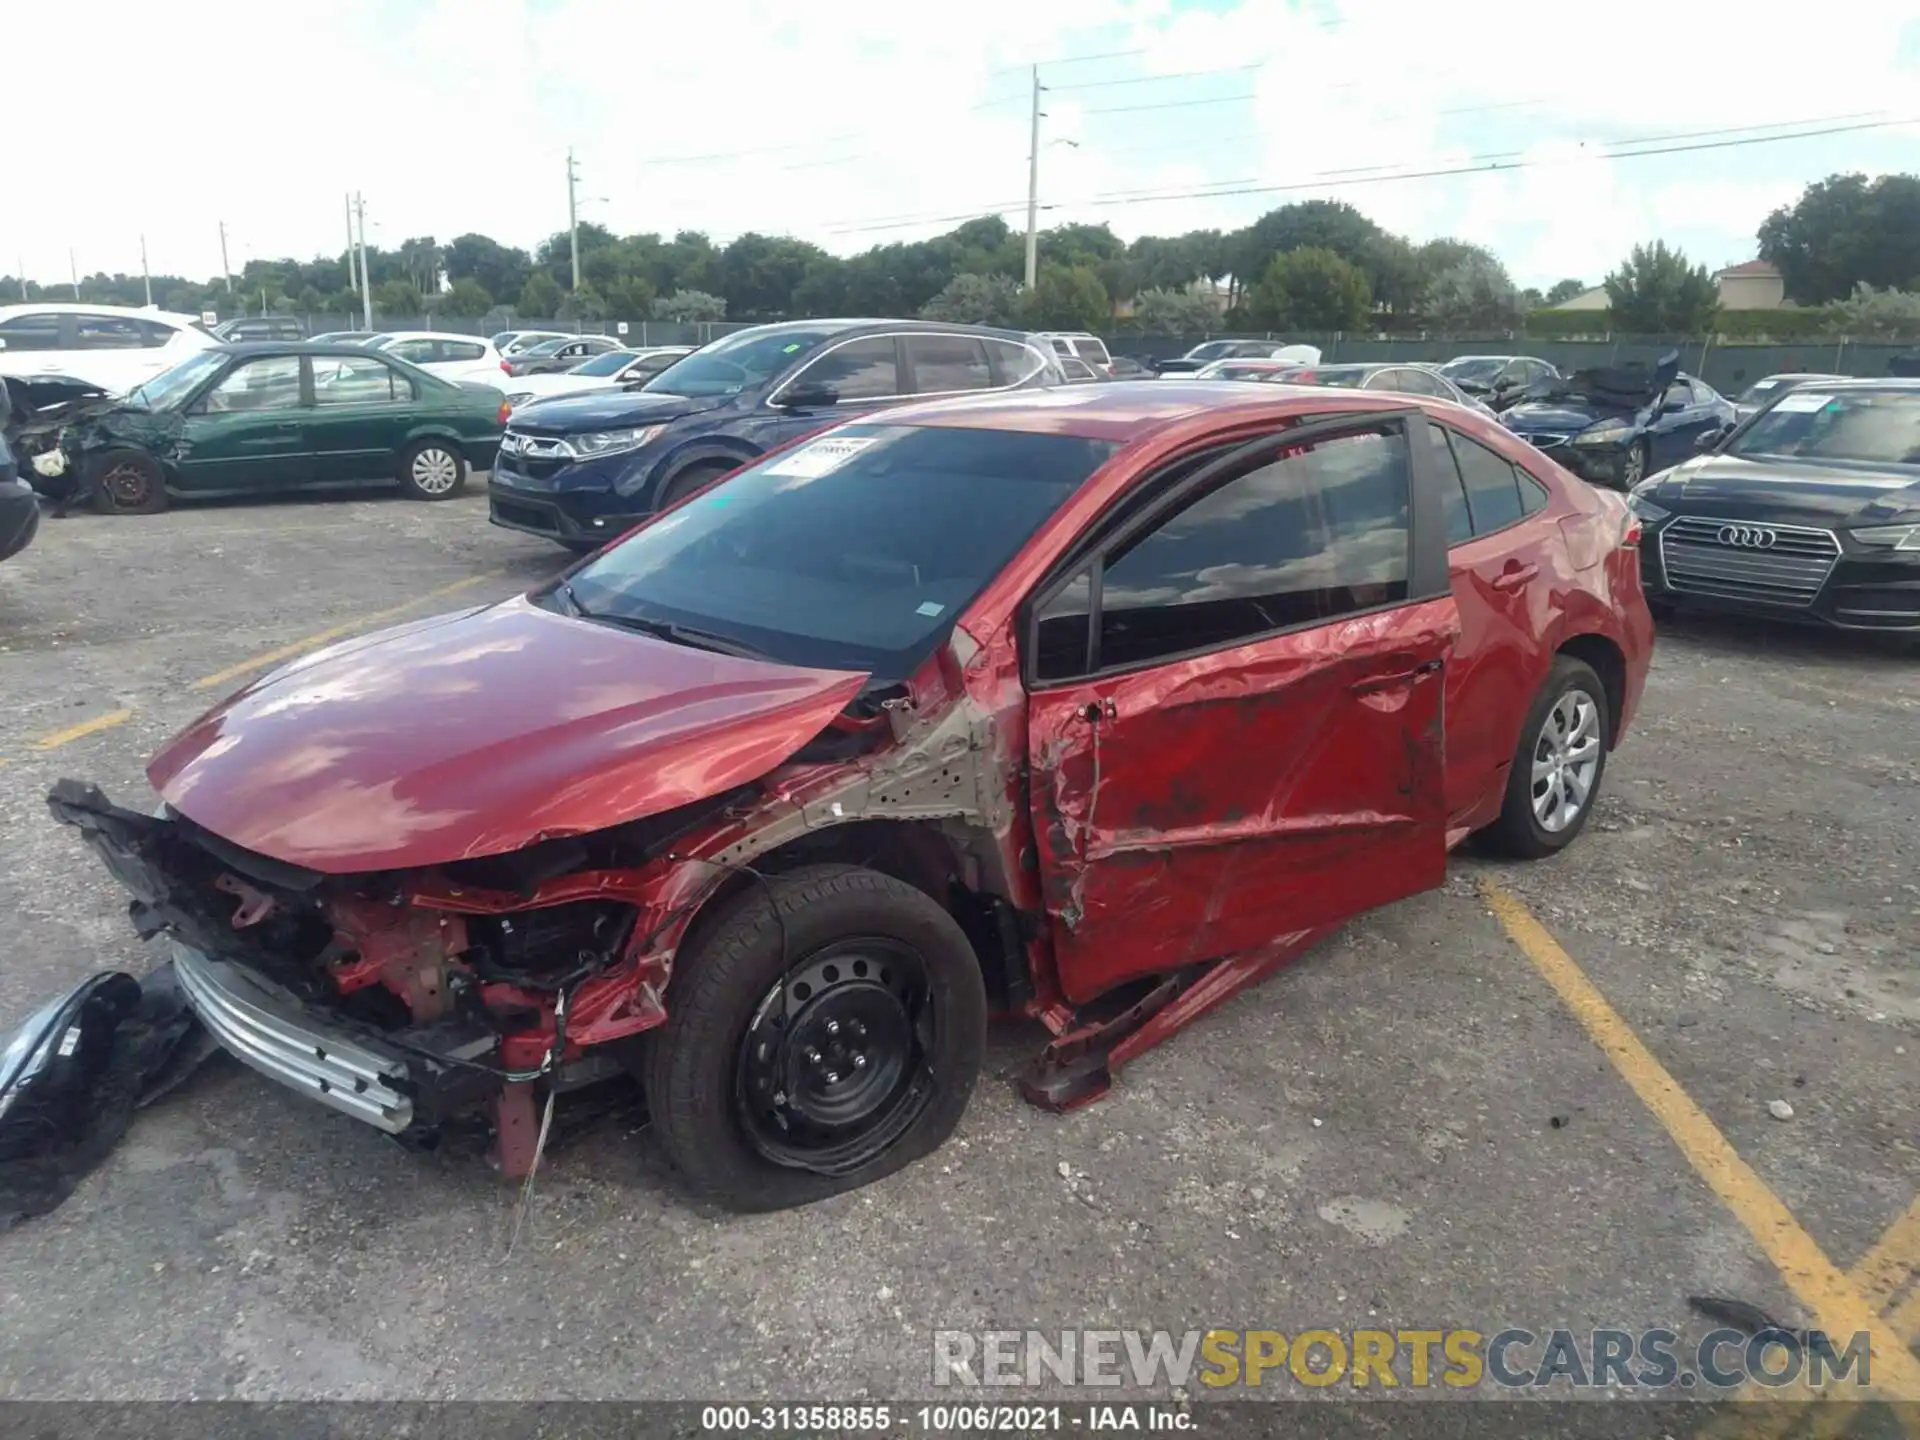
<box><xmin>776</xmin><ymin>380</ymin><xmax>838</xmax><ymax>409</ymax></box>
<box><xmin>1693</xmin><ymin>426</ymin><xmax>1727</xmax><ymax>452</ymax></box>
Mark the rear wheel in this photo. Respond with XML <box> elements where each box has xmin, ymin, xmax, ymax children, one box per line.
<box><xmin>88</xmin><ymin>448</ymin><xmax>167</xmax><ymax>515</ymax></box>
<box><xmin>1480</xmin><ymin>656</ymin><xmax>1611</xmax><ymax>859</ymax></box>
<box><xmin>644</xmin><ymin>864</ymin><xmax>986</xmax><ymax>1212</ymax></box>
<box><xmin>398</xmin><ymin>439</ymin><xmax>467</xmax><ymax>500</ymax></box>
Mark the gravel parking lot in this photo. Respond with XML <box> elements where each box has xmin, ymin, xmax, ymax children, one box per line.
<box><xmin>0</xmin><ymin>488</ymin><xmax>1914</xmax><ymax>1415</ymax></box>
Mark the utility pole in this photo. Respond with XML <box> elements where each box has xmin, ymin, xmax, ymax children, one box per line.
<box><xmin>218</xmin><ymin>221</ymin><xmax>233</xmax><ymax>293</ymax></box>
<box><xmin>140</xmin><ymin>234</ymin><xmax>152</xmax><ymax>307</ymax></box>
<box><xmin>345</xmin><ymin>193</ymin><xmax>361</xmax><ymax>310</ymax></box>
<box><xmin>566</xmin><ymin>148</ymin><xmax>582</xmax><ymax>291</ymax></box>
<box><xmin>1024</xmin><ymin>66</ymin><xmax>1043</xmax><ymax>290</ymax></box>
<box><xmin>355</xmin><ymin>193</ymin><xmax>373</xmax><ymax>330</ymax></box>
<box><xmin>69</xmin><ymin>248</ymin><xmax>80</xmax><ymax>300</ymax></box>
<box><xmin>15</xmin><ymin>257</ymin><xmax>25</xmax><ymax>302</ymax></box>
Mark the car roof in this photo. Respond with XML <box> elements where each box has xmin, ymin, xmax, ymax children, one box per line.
<box><xmin>1803</xmin><ymin>377</ymin><xmax>1920</xmax><ymax>390</ymax></box>
<box><xmin>0</xmin><ymin>301</ymin><xmax>202</xmax><ymax>326</ymax></box>
<box><xmin>872</xmin><ymin>378</ymin><xmax>1439</xmax><ymax>443</ymax></box>
<box><xmin>728</xmin><ymin>318</ymin><xmax>1038</xmax><ymax>342</ymax></box>
<box><xmin>216</xmin><ymin>341</ymin><xmax>388</xmax><ymax>358</ymax></box>
<box><xmin>374</xmin><ymin>330</ymin><xmax>493</xmax><ymax>344</ymax></box>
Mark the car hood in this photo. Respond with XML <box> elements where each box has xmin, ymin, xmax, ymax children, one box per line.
<box><xmin>1647</xmin><ymin>454</ymin><xmax>1920</xmax><ymax>525</ymax></box>
<box><xmin>512</xmin><ymin>374</ymin><xmax>616</xmax><ymax>401</ymax></box>
<box><xmin>1510</xmin><ymin>351</ymin><xmax>1680</xmax><ymax>425</ymax></box>
<box><xmin>508</xmin><ymin>390</ymin><xmax>726</xmax><ymax>434</ymax></box>
<box><xmin>1504</xmin><ymin>402</ymin><xmax>1625</xmax><ymax>433</ymax></box>
<box><xmin>146</xmin><ymin>596</ymin><xmax>869</xmax><ymax>873</ymax></box>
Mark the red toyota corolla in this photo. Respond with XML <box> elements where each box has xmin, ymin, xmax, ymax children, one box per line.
<box><xmin>51</xmin><ymin>381</ymin><xmax>1652</xmax><ymax>1211</ymax></box>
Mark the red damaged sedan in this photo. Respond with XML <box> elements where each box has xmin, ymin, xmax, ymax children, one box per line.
<box><xmin>50</xmin><ymin>382</ymin><xmax>1652</xmax><ymax>1211</ymax></box>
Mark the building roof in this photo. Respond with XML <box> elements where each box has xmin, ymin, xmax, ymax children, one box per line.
<box><xmin>1715</xmin><ymin>260</ymin><xmax>1781</xmax><ymax>279</ymax></box>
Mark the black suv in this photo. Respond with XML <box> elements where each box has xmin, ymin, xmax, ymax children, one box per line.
<box><xmin>489</xmin><ymin>319</ymin><xmax>1064</xmax><ymax>550</ymax></box>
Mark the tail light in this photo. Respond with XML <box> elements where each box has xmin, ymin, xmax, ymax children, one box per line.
<box><xmin>1622</xmin><ymin>516</ymin><xmax>1644</xmax><ymax>545</ymax></box>
<box><xmin>497</xmin><ymin>400</ymin><xmax>512</xmax><ymax>425</ymax></box>
<box><xmin>500</xmin><ymin>360</ymin><xmax>511</xmax><ymax>373</ymax></box>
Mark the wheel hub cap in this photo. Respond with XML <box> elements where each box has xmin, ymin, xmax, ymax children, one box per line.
<box><xmin>1530</xmin><ymin>689</ymin><xmax>1601</xmax><ymax>833</ymax></box>
<box><xmin>413</xmin><ymin>450</ymin><xmax>459</xmax><ymax>493</ymax></box>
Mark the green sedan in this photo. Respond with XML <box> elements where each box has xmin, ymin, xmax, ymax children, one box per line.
<box><xmin>41</xmin><ymin>342</ymin><xmax>507</xmax><ymax>515</ymax></box>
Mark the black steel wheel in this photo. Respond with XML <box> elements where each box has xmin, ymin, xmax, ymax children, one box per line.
<box><xmin>88</xmin><ymin>448</ymin><xmax>167</xmax><ymax>515</ymax></box>
<box><xmin>644</xmin><ymin>864</ymin><xmax>986</xmax><ymax>1211</ymax></box>
<box><xmin>734</xmin><ymin>938</ymin><xmax>936</xmax><ymax>1174</ymax></box>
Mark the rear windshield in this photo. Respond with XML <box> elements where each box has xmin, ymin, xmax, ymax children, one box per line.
<box><xmin>1285</xmin><ymin>367</ymin><xmax>1369</xmax><ymax>389</ymax></box>
<box><xmin>1441</xmin><ymin>357</ymin><xmax>1505</xmax><ymax>382</ymax></box>
<box><xmin>570</xmin><ymin>350</ymin><xmax>636</xmax><ymax>377</ymax></box>
<box><xmin>561</xmin><ymin>424</ymin><xmax>1117</xmax><ymax>681</ymax></box>
<box><xmin>1727</xmin><ymin>388</ymin><xmax>1920</xmax><ymax>468</ymax></box>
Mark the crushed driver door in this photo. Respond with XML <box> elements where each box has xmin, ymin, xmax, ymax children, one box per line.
<box><xmin>1023</xmin><ymin>410</ymin><xmax>1459</xmax><ymax>1006</ymax></box>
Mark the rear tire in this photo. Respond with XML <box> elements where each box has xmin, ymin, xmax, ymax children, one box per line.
<box><xmin>88</xmin><ymin>448</ymin><xmax>167</xmax><ymax>515</ymax></box>
<box><xmin>1479</xmin><ymin>656</ymin><xmax>1611</xmax><ymax>860</ymax></box>
<box><xmin>398</xmin><ymin>439</ymin><xmax>467</xmax><ymax>500</ymax></box>
<box><xmin>644</xmin><ymin>863</ymin><xmax>987</xmax><ymax>1212</ymax></box>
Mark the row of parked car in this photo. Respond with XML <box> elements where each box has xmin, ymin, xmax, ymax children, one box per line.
<box><xmin>4</xmin><ymin>304</ymin><xmax>1917</xmax><ymax>639</ymax></box>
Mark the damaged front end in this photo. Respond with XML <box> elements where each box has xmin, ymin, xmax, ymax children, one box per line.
<box><xmin>46</xmin><ymin>779</ymin><xmax>752</xmax><ymax>1168</ymax></box>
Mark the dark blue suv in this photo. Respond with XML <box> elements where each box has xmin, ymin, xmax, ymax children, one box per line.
<box><xmin>488</xmin><ymin>318</ymin><xmax>1062</xmax><ymax>550</ymax></box>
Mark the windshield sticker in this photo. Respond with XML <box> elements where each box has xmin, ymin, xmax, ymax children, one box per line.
<box><xmin>1772</xmin><ymin>392</ymin><xmax>1832</xmax><ymax>413</ymax></box>
<box><xmin>915</xmin><ymin>601</ymin><xmax>946</xmax><ymax>618</ymax></box>
<box><xmin>762</xmin><ymin>436</ymin><xmax>877</xmax><ymax>479</ymax></box>
<box><xmin>783</xmin><ymin>342</ymin><xmax>804</xmax><ymax>353</ymax></box>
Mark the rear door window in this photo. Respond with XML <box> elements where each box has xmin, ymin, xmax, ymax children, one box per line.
<box><xmin>1444</xmin><ymin>428</ymin><xmax>1527</xmax><ymax>534</ymax></box>
<box><xmin>1071</xmin><ymin>337</ymin><xmax>1111</xmax><ymax>366</ymax></box>
<box><xmin>986</xmin><ymin>338</ymin><xmax>1049</xmax><ymax>386</ymax></box>
<box><xmin>314</xmin><ymin>353</ymin><xmax>412</xmax><ymax>405</ymax></box>
<box><xmin>438</xmin><ymin>340</ymin><xmax>486</xmax><ymax>363</ymax></box>
<box><xmin>907</xmin><ymin>335</ymin><xmax>994</xmax><ymax>394</ymax></box>
<box><xmin>73</xmin><ymin>314</ymin><xmax>150</xmax><ymax>350</ymax></box>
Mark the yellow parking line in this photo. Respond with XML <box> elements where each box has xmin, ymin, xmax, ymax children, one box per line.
<box><xmin>190</xmin><ymin>569</ymin><xmax>506</xmax><ymax>692</ymax></box>
<box><xmin>31</xmin><ymin>709</ymin><xmax>133</xmax><ymax>750</ymax></box>
<box><xmin>1855</xmin><ymin>1196</ymin><xmax>1920</xmax><ymax>1314</ymax></box>
<box><xmin>1480</xmin><ymin>878</ymin><xmax>1920</xmax><ymax>1402</ymax></box>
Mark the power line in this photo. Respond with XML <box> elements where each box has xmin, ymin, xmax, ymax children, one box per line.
<box><xmin>822</xmin><ymin>114</ymin><xmax>1910</xmax><ymax>236</ymax></box>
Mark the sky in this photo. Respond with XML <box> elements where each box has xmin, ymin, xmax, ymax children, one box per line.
<box><xmin>9</xmin><ymin>0</ymin><xmax>1920</xmax><ymax>293</ymax></box>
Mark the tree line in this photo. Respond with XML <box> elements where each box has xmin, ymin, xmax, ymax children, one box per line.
<box><xmin>8</xmin><ymin>173</ymin><xmax>1916</xmax><ymax>338</ymax></box>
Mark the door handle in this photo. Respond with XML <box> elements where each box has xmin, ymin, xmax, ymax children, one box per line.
<box><xmin>1349</xmin><ymin>657</ymin><xmax>1442</xmax><ymax>695</ymax></box>
<box><xmin>1489</xmin><ymin>563</ymin><xmax>1539</xmax><ymax>592</ymax></box>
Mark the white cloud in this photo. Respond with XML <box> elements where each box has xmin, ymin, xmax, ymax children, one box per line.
<box><xmin>6</xmin><ymin>0</ymin><xmax>1916</xmax><ymax>291</ymax></box>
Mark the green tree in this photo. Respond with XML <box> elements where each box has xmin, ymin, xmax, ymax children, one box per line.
<box><xmin>559</xmin><ymin>282</ymin><xmax>608</xmax><ymax>321</ymax></box>
<box><xmin>445</xmin><ymin>234</ymin><xmax>532</xmax><ymax>305</ymax></box>
<box><xmin>1237</xmin><ymin>202</ymin><xmax>1386</xmax><ymax>306</ymax></box>
<box><xmin>1545</xmin><ymin>278</ymin><xmax>1588</xmax><ymax>305</ymax></box>
<box><xmin>1423</xmin><ymin>251</ymin><xmax>1521</xmax><ymax>331</ymax></box>
<box><xmin>396</xmin><ymin>236</ymin><xmax>440</xmax><ymax>295</ymax></box>
<box><xmin>656</xmin><ymin>289</ymin><xmax>727</xmax><ymax>322</ymax></box>
<box><xmin>1130</xmin><ymin>286</ymin><xmax>1218</xmax><ymax>334</ymax></box>
<box><xmin>719</xmin><ymin>232</ymin><xmax>830</xmax><ymax>318</ymax></box>
<box><xmin>1020</xmin><ymin>263</ymin><xmax>1109</xmax><ymax>331</ymax></box>
<box><xmin>1603</xmin><ymin>242</ymin><xmax>1718</xmax><ymax>333</ymax></box>
<box><xmin>1830</xmin><ymin>283</ymin><xmax>1920</xmax><ymax>339</ymax></box>
<box><xmin>518</xmin><ymin>271</ymin><xmax>564</xmax><ymax>317</ymax></box>
<box><xmin>1759</xmin><ymin>173</ymin><xmax>1920</xmax><ymax>304</ymax></box>
<box><xmin>919</xmin><ymin>273</ymin><xmax>1020</xmax><ymax>326</ymax></box>
<box><xmin>442</xmin><ymin>277</ymin><xmax>494</xmax><ymax>317</ymax></box>
<box><xmin>1251</xmin><ymin>247</ymin><xmax>1371</xmax><ymax>330</ymax></box>
<box><xmin>372</xmin><ymin>279</ymin><xmax>423</xmax><ymax>317</ymax></box>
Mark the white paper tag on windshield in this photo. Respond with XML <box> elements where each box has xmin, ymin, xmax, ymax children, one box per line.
<box><xmin>762</xmin><ymin>436</ymin><xmax>876</xmax><ymax>479</ymax></box>
<box><xmin>1772</xmin><ymin>391</ymin><xmax>1832</xmax><ymax>413</ymax></box>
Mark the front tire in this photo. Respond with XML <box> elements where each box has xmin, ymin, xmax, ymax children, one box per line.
<box><xmin>1480</xmin><ymin>656</ymin><xmax>1611</xmax><ymax>859</ymax></box>
<box><xmin>655</xmin><ymin>460</ymin><xmax>738</xmax><ymax>512</ymax></box>
<box><xmin>644</xmin><ymin>864</ymin><xmax>987</xmax><ymax>1212</ymax></box>
<box><xmin>88</xmin><ymin>448</ymin><xmax>167</xmax><ymax>515</ymax></box>
<box><xmin>399</xmin><ymin>439</ymin><xmax>467</xmax><ymax>500</ymax></box>
<box><xmin>1620</xmin><ymin>439</ymin><xmax>1649</xmax><ymax>491</ymax></box>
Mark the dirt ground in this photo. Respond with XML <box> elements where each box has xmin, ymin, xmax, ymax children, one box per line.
<box><xmin>0</xmin><ymin>487</ymin><xmax>1913</xmax><ymax>1425</ymax></box>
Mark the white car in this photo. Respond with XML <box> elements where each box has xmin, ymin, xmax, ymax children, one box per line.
<box><xmin>490</xmin><ymin>329</ymin><xmax>571</xmax><ymax>357</ymax></box>
<box><xmin>0</xmin><ymin>303</ymin><xmax>219</xmax><ymax>396</ymax></box>
<box><xmin>1034</xmin><ymin>331</ymin><xmax>1115</xmax><ymax>376</ymax></box>
<box><xmin>504</xmin><ymin>346</ymin><xmax>695</xmax><ymax>408</ymax></box>
<box><xmin>366</xmin><ymin>332</ymin><xmax>507</xmax><ymax>387</ymax></box>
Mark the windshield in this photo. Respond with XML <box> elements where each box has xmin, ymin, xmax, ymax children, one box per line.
<box><xmin>125</xmin><ymin>351</ymin><xmax>228</xmax><ymax>410</ymax></box>
<box><xmin>569</xmin><ymin>350</ymin><xmax>638</xmax><ymax>377</ymax></box>
<box><xmin>642</xmin><ymin>327</ymin><xmax>835</xmax><ymax>398</ymax></box>
<box><xmin>560</xmin><ymin>423</ymin><xmax>1117</xmax><ymax>679</ymax></box>
<box><xmin>1726</xmin><ymin>388</ymin><xmax>1920</xmax><ymax>468</ymax></box>
<box><xmin>1441</xmin><ymin>357</ymin><xmax>1505</xmax><ymax>383</ymax></box>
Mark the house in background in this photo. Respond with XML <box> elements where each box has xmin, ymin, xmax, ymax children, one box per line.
<box><xmin>1550</xmin><ymin>284</ymin><xmax>1611</xmax><ymax>311</ymax></box>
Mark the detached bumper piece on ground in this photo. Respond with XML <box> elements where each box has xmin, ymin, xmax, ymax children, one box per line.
<box><xmin>0</xmin><ymin>962</ymin><xmax>214</xmax><ymax>1229</ymax></box>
